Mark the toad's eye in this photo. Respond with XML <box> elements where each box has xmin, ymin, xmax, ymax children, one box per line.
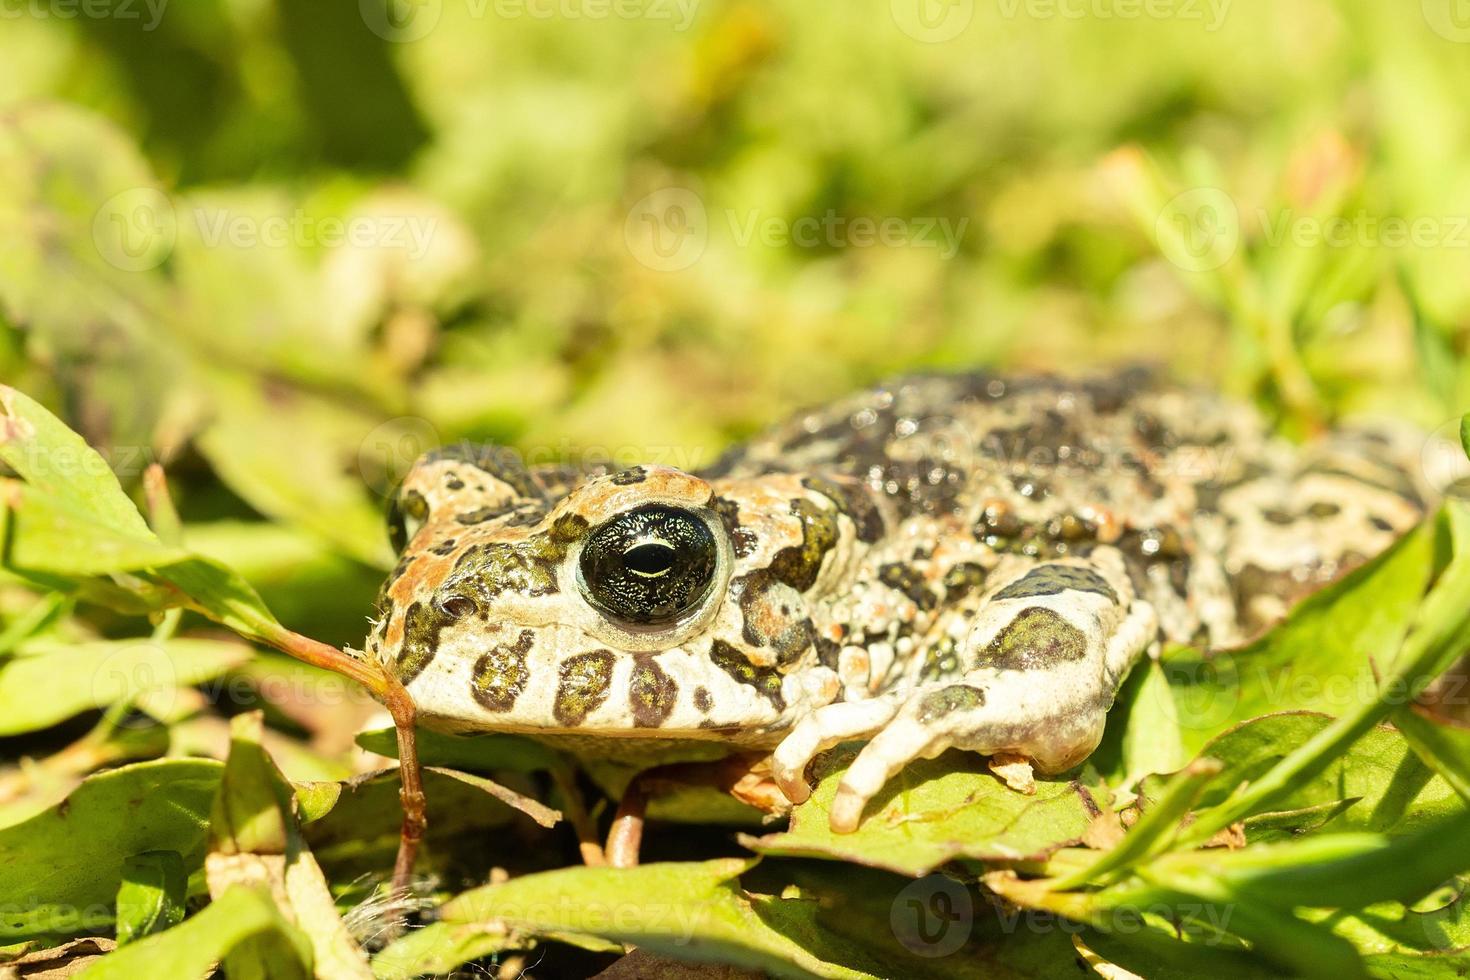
<box><xmin>579</xmin><ymin>505</ymin><xmax>718</xmax><ymax>626</ymax></box>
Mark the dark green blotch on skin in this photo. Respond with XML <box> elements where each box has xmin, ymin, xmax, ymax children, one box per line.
<box><xmin>917</xmin><ymin>684</ymin><xmax>985</xmax><ymax>724</ymax></box>
<box><xmin>457</xmin><ymin>505</ymin><xmax>514</xmax><ymax>525</ymax></box>
<box><xmin>610</xmin><ymin>466</ymin><xmax>648</xmax><ymax>485</ymax></box>
<box><xmin>709</xmin><ymin>639</ymin><xmax>786</xmax><ymax>710</ymax></box>
<box><xmin>942</xmin><ymin>562</ymin><xmax>987</xmax><ymax>600</ymax></box>
<box><xmin>769</xmin><ymin>497</ymin><xmax>839</xmax><ymax>592</ymax></box>
<box><xmin>554</xmin><ymin>650</ymin><xmax>616</xmax><ymax>725</ymax></box>
<box><xmin>692</xmin><ymin>686</ymin><xmax>713</xmax><ymax>713</ymax></box>
<box><xmin>450</xmin><ymin>513</ymin><xmax>589</xmax><ymax>600</ymax></box>
<box><xmin>992</xmin><ymin>564</ymin><xmax>1117</xmax><ymax>603</ymax></box>
<box><xmin>471</xmin><ymin>630</ymin><xmax>534</xmax><ymax>711</ymax></box>
<box><xmin>735</xmin><ymin>570</ymin><xmax>816</xmax><ymax>666</ymax></box>
<box><xmin>395</xmin><ymin>600</ymin><xmax>454</xmax><ymax>685</ymax></box>
<box><xmin>975</xmin><ymin>607</ymin><xmax>1088</xmax><ymax>670</ymax></box>
<box><xmin>430</xmin><ymin>538</ymin><xmax>458</xmax><ymax>555</ymax></box>
<box><xmin>919</xmin><ymin>634</ymin><xmax>961</xmax><ymax>682</ymax></box>
<box><xmin>454</xmin><ymin>543</ymin><xmax>559</xmax><ymax>598</ymax></box>
<box><xmin>802</xmin><ymin>475</ymin><xmax>884</xmax><ymax>543</ymax></box>
<box><xmin>630</xmin><ymin>654</ymin><xmax>678</xmax><ymax>727</ymax></box>
<box><xmin>878</xmin><ymin>563</ymin><xmax>936</xmax><ymax>610</ymax></box>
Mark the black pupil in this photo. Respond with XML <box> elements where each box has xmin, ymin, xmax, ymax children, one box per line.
<box><xmin>624</xmin><ymin>542</ymin><xmax>676</xmax><ymax>577</ymax></box>
<box><xmin>580</xmin><ymin>505</ymin><xmax>718</xmax><ymax>626</ymax></box>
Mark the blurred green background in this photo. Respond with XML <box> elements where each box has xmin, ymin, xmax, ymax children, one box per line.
<box><xmin>3</xmin><ymin>0</ymin><xmax>1470</xmax><ymax>652</ymax></box>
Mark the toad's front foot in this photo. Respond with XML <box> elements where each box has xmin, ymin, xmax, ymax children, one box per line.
<box><xmin>772</xmin><ymin>582</ymin><xmax>1157</xmax><ymax>833</ymax></box>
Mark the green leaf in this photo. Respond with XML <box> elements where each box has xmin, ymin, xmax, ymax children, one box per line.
<box><xmin>0</xmin><ymin>638</ymin><xmax>250</xmax><ymax>736</ymax></box>
<box><xmin>1155</xmin><ymin>806</ymin><xmax>1470</xmax><ymax>913</ymax></box>
<box><xmin>1461</xmin><ymin>414</ymin><xmax>1470</xmax><ymax>463</ymax></box>
<box><xmin>0</xmin><ymin>385</ymin><xmax>152</xmax><ymax>536</ymax></box>
<box><xmin>1</xmin><ymin>479</ymin><xmax>187</xmax><ymax>577</ymax></box>
<box><xmin>1393</xmin><ymin>708</ymin><xmax>1470</xmax><ymax>802</ymax></box>
<box><xmin>302</xmin><ymin>768</ymin><xmax>518</xmax><ymax>881</ymax></box>
<box><xmin>0</xmin><ymin>592</ymin><xmax>70</xmax><ymax>656</ymax></box>
<box><xmin>1051</xmin><ymin>759</ymin><xmax>1221</xmax><ymax>890</ymax></box>
<box><xmin>206</xmin><ymin>712</ymin><xmax>373</xmax><ymax>979</ymax></box>
<box><xmin>80</xmin><ymin>885</ymin><xmax>313</xmax><ymax>980</ymax></box>
<box><xmin>747</xmin><ymin>747</ymin><xmax>1096</xmax><ymax>876</ymax></box>
<box><xmin>424</xmin><ymin>766</ymin><xmax>560</xmax><ymax>828</ymax></box>
<box><xmin>370</xmin><ymin>921</ymin><xmax>516</xmax><ymax>980</ymax></box>
<box><xmin>0</xmin><ymin>759</ymin><xmax>222</xmax><ymax>940</ymax></box>
<box><xmin>114</xmin><ymin>851</ymin><xmax>186</xmax><ymax>946</ymax></box>
<box><xmin>410</xmin><ymin>859</ymin><xmax>890</xmax><ymax>979</ymax></box>
<box><xmin>1163</xmin><ymin>519</ymin><xmax>1436</xmax><ymax>754</ymax></box>
<box><xmin>196</xmin><ymin>382</ymin><xmax>395</xmax><ymax>569</ymax></box>
<box><xmin>210</xmin><ymin>713</ymin><xmax>295</xmax><ymax>856</ymax></box>
<box><xmin>1091</xmin><ymin>656</ymin><xmax>1187</xmax><ymax>786</ymax></box>
<box><xmin>1184</xmin><ymin>502</ymin><xmax>1470</xmax><ymax>843</ymax></box>
<box><xmin>1148</xmin><ymin>713</ymin><xmax>1463</xmax><ymax>837</ymax></box>
<box><xmin>355</xmin><ymin>725</ymin><xmax>560</xmax><ymax>774</ymax></box>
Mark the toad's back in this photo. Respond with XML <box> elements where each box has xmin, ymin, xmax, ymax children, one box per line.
<box><xmin>704</xmin><ymin>370</ymin><xmax>1428</xmax><ymax>648</ymax></box>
